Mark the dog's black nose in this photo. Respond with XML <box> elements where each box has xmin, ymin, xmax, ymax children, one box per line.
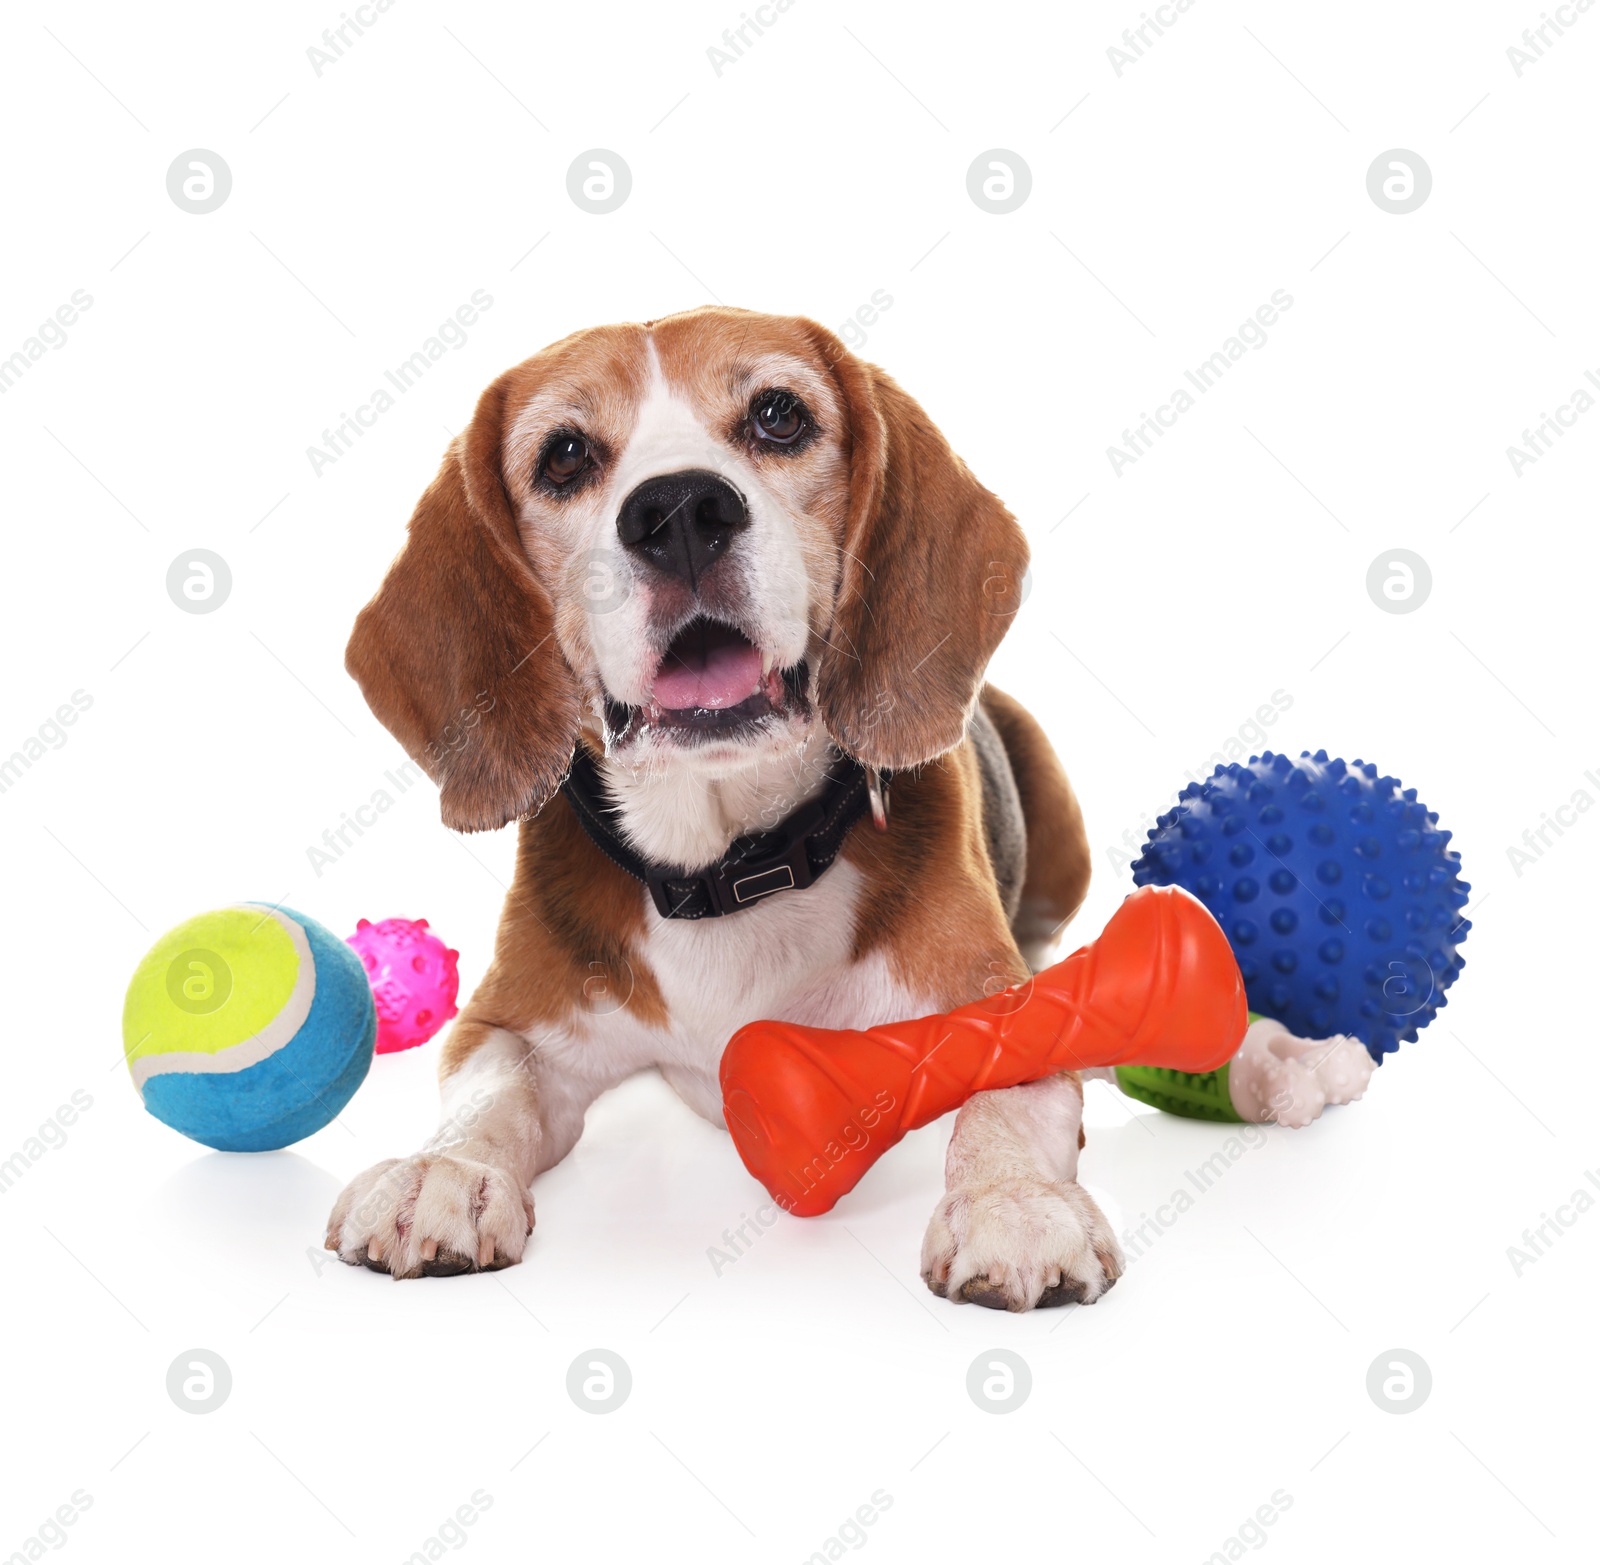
<box><xmin>616</xmin><ymin>470</ymin><xmax>748</xmax><ymax>586</ymax></box>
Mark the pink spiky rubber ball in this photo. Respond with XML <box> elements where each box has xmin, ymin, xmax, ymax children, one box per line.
<box><xmin>345</xmin><ymin>917</ymin><xmax>460</xmax><ymax>1054</ymax></box>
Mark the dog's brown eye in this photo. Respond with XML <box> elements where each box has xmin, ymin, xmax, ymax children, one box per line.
<box><xmin>753</xmin><ymin>391</ymin><xmax>804</xmax><ymax>444</ymax></box>
<box><xmin>541</xmin><ymin>434</ymin><xmax>589</xmax><ymax>484</ymax></box>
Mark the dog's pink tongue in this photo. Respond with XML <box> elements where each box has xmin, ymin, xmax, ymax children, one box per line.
<box><xmin>652</xmin><ymin>639</ymin><xmax>762</xmax><ymax>711</ymax></box>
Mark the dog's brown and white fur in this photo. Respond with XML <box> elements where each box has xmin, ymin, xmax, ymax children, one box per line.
<box><xmin>324</xmin><ymin>306</ymin><xmax>1124</xmax><ymax>1310</ymax></box>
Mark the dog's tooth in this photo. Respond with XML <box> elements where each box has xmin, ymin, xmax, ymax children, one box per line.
<box><xmin>761</xmin><ymin>649</ymin><xmax>776</xmax><ymax>679</ymax></box>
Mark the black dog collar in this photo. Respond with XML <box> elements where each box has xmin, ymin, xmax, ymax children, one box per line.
<box><xmin>560</xmin><ymin>746</ymin><xmax>886</xmax><ymax>920</ymax></box>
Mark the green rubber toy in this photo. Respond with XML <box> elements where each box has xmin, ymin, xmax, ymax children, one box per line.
<box><xmin>1113</xmin><ymin>1014</ymin><xmax>1264</xmax><ymax>1123</ymax></box>
<box><xmin>1114</xmin><ymin>1063</ymin><xmax>1243</xmax><ymax>1122</ymax></box>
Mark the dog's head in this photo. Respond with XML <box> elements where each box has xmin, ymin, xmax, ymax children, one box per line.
<box><xmin>347</xmin><ymin>306</ymin><xmax>1028</xmax><ymax>832</ymax></box>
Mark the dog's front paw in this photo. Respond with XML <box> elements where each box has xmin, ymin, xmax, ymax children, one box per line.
<box><xmin>921</xmin><ymin>1178</ymin><xmax>1123</xmax><ymax>1312</ymax></box>
<box><xmin>324</xmin><ymin>1155</ymin><xmax>534</xmax><ymax>1280</ymax></box>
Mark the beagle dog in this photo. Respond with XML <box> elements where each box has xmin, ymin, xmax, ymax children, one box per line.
<box><xmin>323</xmin><ymin>305</ymin><xmax>1115</xmax><ymax>1310</ymax></box>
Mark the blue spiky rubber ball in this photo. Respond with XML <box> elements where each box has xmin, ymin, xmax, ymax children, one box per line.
<box><xmin>1131</xmin><ymin>751</ymin><xmax>1469</xmax><ymax>1061</ymax></box>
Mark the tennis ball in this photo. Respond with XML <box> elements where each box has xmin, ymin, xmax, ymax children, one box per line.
<box><xmin>122</xmin><ymin>904</ymin><xmax>376</xmax><ymax>1152</ymax></box>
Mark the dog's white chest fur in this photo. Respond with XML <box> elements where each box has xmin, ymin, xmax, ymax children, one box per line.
<box><xmin>536</xmin><ymin>859</ymin><xmax>924</xmax><ymax>1124</ymax></box>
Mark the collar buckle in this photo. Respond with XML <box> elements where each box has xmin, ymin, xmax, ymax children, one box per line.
<box><xmin>710</xmin><ymin>799</ymin><xmax>827</xmax><ymax>915</ymax></box>
<box><xmin>644</xmin><ymin>800</ymin><xmax>828</xmax><ymax>919</ymax></box>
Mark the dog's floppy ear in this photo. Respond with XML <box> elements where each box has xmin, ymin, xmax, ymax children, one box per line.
<box><xmin>806</xmin><ymin>327</ymin><xmax>1029</xmax><ymax>771</ymax></box>
<box><xmin>345</xmin><ymin>374</ymin><xmax>582</xmax><ymax>833</ymax></box>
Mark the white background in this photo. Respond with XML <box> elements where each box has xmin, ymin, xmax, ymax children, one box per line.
<box><xmin>2</xmin><ymin>1</ymin><xmax>1594</xmax><ymax>1560</ymax></box>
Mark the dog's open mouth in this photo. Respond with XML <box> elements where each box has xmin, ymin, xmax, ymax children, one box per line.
<box><xmin>604</xmin><ymin>616</ymin><xmax>808</xmax><ymax>747</ymax></box>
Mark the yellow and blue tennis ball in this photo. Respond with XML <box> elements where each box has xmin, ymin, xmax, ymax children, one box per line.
<box><xmin>122</xmin><ymin>905</ymin><xmax>376</xmax><ymax>1152</ymax></box>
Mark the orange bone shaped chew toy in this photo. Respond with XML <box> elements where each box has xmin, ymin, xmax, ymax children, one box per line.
<box><xmin>720</xmin><ymin>885</ymin><xmax>1247</xmax><ymax>1216</ymax></box>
